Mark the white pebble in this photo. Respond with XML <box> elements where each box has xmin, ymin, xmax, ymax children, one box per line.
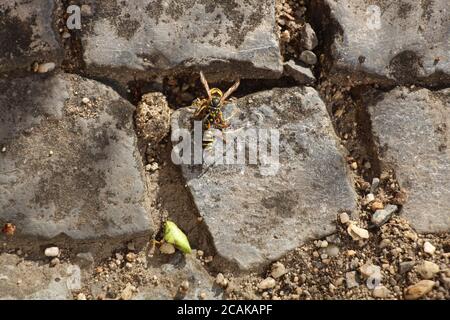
<box><xmin>423</xmin><ymin>241</ymin><xmax>436</xmax><ymax>254</ymax></box>
<box><xmin>339</xmin><ymin>212</ymin><xmax>350</xmax><ymax>224</ymax></box>
<box><xmin>44</xmin><ymin>247</ymin><xmax>60</xmax><ymax>257</ymax></box>
<box><xmin>347</xmin><ymin>223</ymin><xmax>369</xmax><ymax>240</ymax></box>
<box><xmin>37</xmin><ymin>62</ymin><xmax>56</xmax><ymax>73</ymax></box>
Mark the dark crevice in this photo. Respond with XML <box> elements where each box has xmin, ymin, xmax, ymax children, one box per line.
<box><xmin>59</xmin><ymin>0</ymin><xmax>86</xmax><ymax>74</ymax></box>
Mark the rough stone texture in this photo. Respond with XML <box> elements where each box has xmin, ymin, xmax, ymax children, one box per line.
<box><xmin>315</xmin><ymin>0</ymin><xmax>450</xmax><ymax>85</ymax></box>
<box><xmin>283</xmin><ymin>60</ymin><xmax>316</xmax><ymax>85</ymax></box>
<box><xmin>134</xmin><ymin>253</ymin><xmax>222</xmax><ymax>300</ymax></box>
<box><xmin>0</xmin><ymin>254</ymin><xmax>79</xmax><ymax>299</ymax></box>
<box><xmin>135</xmin><ymin>92</ymin><xmax>172</xmax><ymax>145</ymax></box>
<box><xmin>80</xmin><ymin>0</ymin><xmax>282</xmax><ymax>82</ymax></box>
<box><xmin>0</xmin><ymin>0</ymin><xmax>63</xmax><ymax>74</ymax></box>
<box><xmin>0</xmin><ymin>73</ymin><xmax>153</xmax><ymax>242</ymax></box>
<box><xmin>172</xmin><ymin>87</ymin><xmax>357</xmax><ymax>270</ymax></box>
<box><xmin>368</xmin><ymin>87</ymin><xmax>450</xmax><ymax>233</ymax></box>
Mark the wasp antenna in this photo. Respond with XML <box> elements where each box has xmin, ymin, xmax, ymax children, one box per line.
<box><xmin>220</xmin><ymin>78</ymin><xmax>240</xmax><ymax>105</ymax></box>
<box><xmin>199</xmin><ymin>71</ymin><xmax>212</xmax><ymax>100</ymax></box>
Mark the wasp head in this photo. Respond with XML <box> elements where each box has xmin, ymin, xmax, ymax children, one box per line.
<box><xmin>211</xmin><ymin>96</ymin><xmax>221</xmax><ymax>109</ymax></box>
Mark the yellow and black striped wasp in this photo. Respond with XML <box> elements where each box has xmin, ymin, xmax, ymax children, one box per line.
<box><xmin>192</xmin><ymin>71</ymin><xmax>240</xmax><ymax>149</ymax></box>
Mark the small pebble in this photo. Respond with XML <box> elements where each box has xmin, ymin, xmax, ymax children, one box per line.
<box><xmin>270</xmin><ymin>262</ymin><xmax>287</xmax><ymax>279</ymax></box>
<box><xmin>215</xmin><ymin>273</ymin><xmax>228</xmax><ymax>287</ymax></box>
<box><xmin>339</xmin><ymin>212</ymin><xmax>350</xmax><ymax>224</ymax></box>
<box><xmin>364</xmin><ymin>193</ymin><xmax>375</xmax><ymax>204</ymax></box>
<box><xmin>371</xmin><ymin>204</ymin><xmax>398</xmax><ymax>226</ymax></box>
<box><xmin>120</xmin><ymin>284</ymin><xmax>136</xmax><ymax>300</ymax></box>
<box><xmin>325</xmin><ymin>244</ymin><xmax>340</xmax><ymax>257</ymax></box>
<box><xmin>373</xmin><ymin>286</ymin><xmax>390</xmax><ymax>298</ymax></box>
<box><xmin>345</xmin><ymin>271</ymin><xmax>359</xmax><ymax>288</ymax></box>
<box><xmin>300</xmin><ymin>50</ymin><xmax>317</xmax><ymax>65</ymax></box>
<box><xmin>37</xmin><ymin>62</ymin><xmax>56</xmax><ymax>73</ymax></box>
<box><xmin>370</xmin><ymin>178</ymin><xmax>380</xmax><ymax>194</ymax></box>
<box><xmin>399</xmin><ymin>261</ymin><xmax>415</xmax><ymax>274</ymax></box>
<box><xmin>77</xmin><ymin>293</ymin><xmax>87</xmax><ymax>300</ymax></box>
<box><xmin>347</xmin><ymin>223</ymin><xmax>369</xmax><ymax>240</ymax></box>
<box><xmin>347</xmin><ymin>250</ymin><xmax>357</xmax><ymax>257</ymax></box>
<box><xmin>404</xmin><ymin>280</ymin><xmax>435</xmax><ymax>300</ymax></box>
<box><xmin>145</xmin><ymin>162</ymin><xmax>159</xmax><ymax>172</ymax></box>
<box><xmin>44</xmin><ymin>247</ymin><xmax>60</xmax><ymax>257</ymax></box>
<box><xmin>359</xmin><ymin>263</ymin><xmax>381</xmax><ymax>281</ymax></box>
<box><xmin>423</xmin><ymin>241</ymin><xmax>436</xmax><ymax>255</ymax></box>
<box><xmin>370</xmin><ymin>201</ymin><xmax>384</xmax><ymax>211</ymax></box>
<box><xmin>125</xmin><ymin>252</ymin><xmax>136</xmax><ymax>262</ymax></box>
<box><xmin>258</xmin><ymin>277</ymin><xmax>276</xmax><ymax>290</ymax></box>
<box><xmin>416</xmin><ymin>261</ymin><xmax>439</xmax><ymax>279</ymax></box>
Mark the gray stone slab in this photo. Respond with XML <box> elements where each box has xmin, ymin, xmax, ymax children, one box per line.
<box><xmin>0</xmin><ymin>73</ymin><xmax>153</xmax><ymax>241</ymax></box>
<box><xmin>316</xmin><ymin>0</ymin><xmax>450</xmax><ymax>85</ymax></box>
<box><xmin>171</xmin><ymin>87</ymin><xmax>357</xmax><ymax>270</ymax></box>
<box><xmin>80</xmin><ymin>0</ymin><xmax>282</xmax><ymax>82</ymax></box>
<box><xmin>368</xmin><ymin>87</ymin><xmax>450</xmax><ymax>233</ymax></box>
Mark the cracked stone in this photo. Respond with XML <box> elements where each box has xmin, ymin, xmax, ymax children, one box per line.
<box><xmin>368</xmin><ymin>87</ymin><xmax>450</xmax><ymax>233</ymax></box>
<box><xmin>313</xmin><ymin>0</ymin><xmax>450</xmax><ymax>85</ymax></box>
<box><xmin>0</xmin><ymin>73</ymin><xmax>154</xmax><ymax>243</ymax></box>
<box><xmin>80</xmin><ymin>0</ymin><xmax>283</xmax><ymax>83</ymax></box>
<box><xmin>172</xmin><ymin>87</ymin><xmax>357</xmax><ymax>270</ymax></box>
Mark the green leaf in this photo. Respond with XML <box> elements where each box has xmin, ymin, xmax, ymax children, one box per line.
<box><xmin>163</xmin><ymin>220</ymin><xmax>192</xmax><ymax>254</ymax></box>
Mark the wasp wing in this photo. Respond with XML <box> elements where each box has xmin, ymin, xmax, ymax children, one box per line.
<box><xmin>200</xmin><ymin>71</ymin><xmax>212</xmax><ymax>100</ymax></box>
